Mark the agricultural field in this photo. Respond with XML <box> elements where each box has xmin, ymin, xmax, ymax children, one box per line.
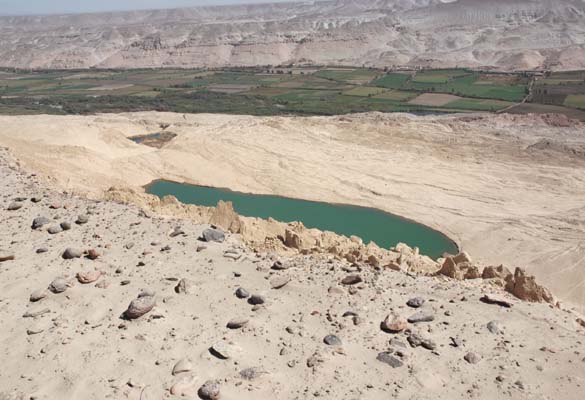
<box><xmin>0</xmin><ymin>66</ymin><xmax>584</xmax><ymax>119</ymax></box>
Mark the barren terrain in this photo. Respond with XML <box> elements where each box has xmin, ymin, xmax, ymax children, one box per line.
<box><xmin>1</xmin><ymin>144</ymin><xmax>585</xmax><ymax>400</ymax></box>
<box><xmin>1</xmin><ymin>0</ymin><xmax>585</xmax><ymax>70</ymax></box>
<box><xmin>0</xmin><ymin>111</ymin><xmax>584</xmax><ymax>311</ymax></box>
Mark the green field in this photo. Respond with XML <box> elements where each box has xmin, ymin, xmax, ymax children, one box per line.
<box><xmin>0</xmin><ymin>66</ymin><xmax>583</xmax><ymax>119</ymax></box>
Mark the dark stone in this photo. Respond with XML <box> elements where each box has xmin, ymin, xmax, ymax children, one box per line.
<box><xmin>407</xmin><ymin>311</ymin><xmax>435</xmax><ymax>323</ymax></box>
<box><xmin>62</xmin><ymin>247</ymin><xmax>83</xmax><ymax>259</ymax></box>
<box><xmin>60</xmin><ymin>222</ymin><xmax>72</xmax><ymax>231</ymax></box>
<box><xmin>323</xmin><ymin>334</ymin><xmax>342</xmax><ymax>346</ymax></box>
<box><xmin>32</xmin><ymin>216</ymin><xmax>50</xmax><ymax>229</ymax></box>
<box><xmin>406</xmin><ymin>297</ymin><xmax>425</xmax><ymax>308</ymax></box>
<box><xmin>248</xmin><ymin>294</ymin><xmax>265</xmax><ymax>305</ymax></box>
<box><xmin>236</xmin><ymin>287</ymin><xmax>250</xmax><ymax>299</ymax></box>
<box><xmin>341</xmin><ymin>274</ymin><xmax>362</xmax><ymax>285</ymax></box>
<box><xmin>200</xmin><ymin>228</ymin><xmax>225</xmax><ymax>243</ymax></box>
<box><xmin>376</xmin><ymin>352</ymin><xmax>404</xmax><ymax>368</ymax></box>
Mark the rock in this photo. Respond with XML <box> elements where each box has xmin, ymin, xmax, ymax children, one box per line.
<box><xmin>407</xmin><ymin>311</ymin><xmax>435</xmax><ymax>323</ymax></box>
<box><xmin>577</xmin><ymin>318</ymin><xmax>585</xmax><ymax>329</ymax></box>
<box><xmin>210</xmin><ymin>341</ymin><xmax>236</xmax><ymax>360</ymax></box>
<box><xmin>209</xmin><ymin>200</ymin><xmax>242</xmax><ymax>233</ymax></box>
<box><xmin>76</xmin><ymin>270</ymin><xmax>103</xmax><ymax>284</ymax></box>
<box><xmin>438</xmin><ymin>257</ymin><xmax>480</xmax><ymax>280</ymax></box>
<box><xmin>239</xmin><ymin>367</ymin><xmax>266</xmax><ymax>381</ymax></box>
<box><xmin>248</xmin><ymin>294</ymin><xmax>265</xmax><ymax>305</ymax></box>
<box><xmin>227</xmin><ymin>318</ymin><xmax>249</xmax><ymax>329</ymax></box>
<box><xmin>506</xmin><ymin>267</ymin><xmax>554</xmax><ymax>303</ymax></box>
<box><xmin>323</xmin><ymin>334</ymin><xmax>342</xmax><ymax>346</ymax></box>
<box><xmin>48</xmin><ymin>225</ymin><xmax>63</xmax><ymax>235</ymax></box>
<box><xmin>48</xmin><ymin>277</ymin><xmax>69</xmax><ymax>294</ymax></box>
<box><xmin>407</xmin><ymin>333</ymin><xmax>436</xmax><ymax>350</ymax></box>
<box><xmin>174</xmin><ymin>278</ymin><xmax>189</xmax><ymax>294</ymax></box>
<box><xmin>31</xmin><ymin>196</ymin><xmax>42</xmax><ymax>203</ymax></box>
<box><xmin>464</xmin><ymin>352</ymin><xmax>482</xmax><ymax>364</ymax></box>
<box><xmin>235</xmin><ymin>288</ymin><xmax>250</xmax><ymax>299</ymax></box>
<box><xmin>406</xmin><ymin>297</ymin><xmax>425</xmax><ymax>308</ymax></box>
<box><xmin>487</xmin><ymin>320</ymin><xmax>503</xmax><ymax>334</ymax></box>
<box><xmin>30</xmin><ymin>289</ymin><xmax>48</xmax><ymax>302</ymax></box>
<box><xmin>60</xmin><ymin>222</ymin><xmax>72</xmax><ymax>231</ymax></box>
<box><xmin>482</xmin><ymin>264</ymin><xmax>513</xmax><ymax>280</ymax></box>
<box><xmin>36</xmin><ymin>248</ymin><xmax>48</xmax><ymax>254</ymax></box>
<box><xmin>62</xmin><ymin>248</ymin><xmax>83</xmax><ymax>259</ymax></box>
<box><xmin>452</xmin><ymin>251</ymin><xmax>472</xmax><ymax>264</ymax></box>
<box><xmin>169</xmin><ymin>226</ymin><xmax>185</xmax><ymax>237</ymax></box>
<box><xmin>198</xmin><ymin>380</ymin><xmax>220</xmax><ymax>400</ymax></box>
<box><xmin>341</xmin><ymin>274</ymin><xmax>362</xmax><ymax>285</ymax></box>
<box><xmin>480</xmin><ymin>294</ymin><xmax>513</xmax><ymax>308</ymax></box>
<box><xmin>284</xmin><ymin>229</ymin><xmax>301</xmax><ymax>249</ymax></box>
<box><xmin>271</xmin><ymin>260</ymin><xmax>288</xmax><ymax>270</ymax></box>
<box><xmin>7</xmin><ymin>202</ymin><xmax>23</xmax><ymax>211</ymax></box>
<box><xmin>223</xmin><ymin>250</ymin><xmax>241</xmax><ymax>260</ymax></box>
<box><xmin>138</xmin><ymin>289</ymin><xmax>156</xmax><ymax>298</ymax></box>
<box><xmin>125</xmin><ymin>242</ymin><xmax>135</xmax><ymax>250</ymax></box>
<box><xmin>201</xmin><ymin>228</ymin><xmax>225</xmax><ymax>243</ymax></box>
<box><xmin>0</xmin><ymin>252</ymin><xmax>15</xmax><ymax>262</ymax></box>
<box><xmin>381</xmin><ymin>314</ymin><xmax>408</xmax><ymax>333</ymax></box>
<box><xmin>86</xmin><ymin>249</ymin><xmax>100</xmax><ymax>260</ymax></box>
<box><xmin>172</xmin><ymin>359</ymin><xmax>192</xmax><ymax>375</ymax></box>
<box><xmin>124</xmin><ymin>295</ymin><xmax>155</xmax><ymax>319</ymax></box>
<box><xmin>76</xmin><ymin>215</ymin><xmax>89</xmax><ymax>225</ymax></box>
<box><xmin>32</xmin><ymin>216</ymin><xmax>50</xmax><ymax>229</ymax></box>
<box><xmin>376</xmin><ymin>352</ymin><xmax>404</xmax><ymax>368</ymax></box>
<box><xmin>270</xmin><ymin>275</ymin><xmax>291</xmax><ymax>289</ymax></box>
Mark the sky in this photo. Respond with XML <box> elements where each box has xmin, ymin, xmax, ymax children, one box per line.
<box><xmin>0</xmin><ymin>0</ymin><xmax>293</xmax><ymax>16</ymax></box>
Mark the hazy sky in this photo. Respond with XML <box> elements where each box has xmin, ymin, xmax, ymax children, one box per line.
<box><xmin>0</xmin><ymin>0</ymin><xmax>293</xmax><ymax>16</ymax></box>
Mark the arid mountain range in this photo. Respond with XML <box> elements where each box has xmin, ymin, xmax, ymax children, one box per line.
<box><xmin>0</xmin><ymin>0</ymin><xmax>584</xmax><ymax>71</ymax></box>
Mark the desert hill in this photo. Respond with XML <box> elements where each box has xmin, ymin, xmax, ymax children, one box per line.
<box><xmin>0</xmin><ymin>0</ymin><xmax>584</xmax><ymax>70</ymax></box>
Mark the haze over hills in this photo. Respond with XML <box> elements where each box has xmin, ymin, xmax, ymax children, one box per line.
<box><xmin>0</xmin><ymin>0</ymin><xmax>584</xmax><ymax>71</ymax></box>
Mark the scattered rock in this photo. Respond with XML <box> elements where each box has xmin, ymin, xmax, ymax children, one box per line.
<box><xmin>198</xmin><ymin>380</ymin><xmax>220</xmax><ymax>400</ymax></box>
<box><xmin>7</xmin><ymin>202</ymin><xmax>23</xmax><ymax>211</ymax></box>
<box><xmin>438</xmin><ymin>257</ymin><xmax>480</xmax><ymax>280</ymax></box>
<box><xmin>407</xmin><ymin>333</ymin><xmax>436</xmax><ymax>350</ymax></box>
<box><xmin>60</xmin><ymin>222</ymin><xmax>72</xmax><ymax>231</ymax></box>
<box><xmin>271</xmin><ymin>260</ymin><xmax>288</xmax><ymax>270</ymax></box>
<box><xmin>406</xmin><ymin>297</ymin><xmax>425</xmax><ymax>308</ymax></box>
<box><xmin>172</xmin><ymin>359</ymin><xmax>193</xmax><ymax>376</ymax></box>
<box><xmin>323</xmin><ymin>334</ymin><xmax>342</xmax><ymax>346</ymax></box>
<box><xmin>76</xmin><ymin>270</ymin><xmax>103</xmax><ymax>284</ymax></box>
<box><xmin>76</xmin><ymin>215</ymin><xmax>89</xmax><ymax>225</ymax></box>
<box><xmin>201</xmin><ymin>228</ymin><xmax>225</xmax><ymax>243</ymax></box>
<box><xmin>124</xmin><ymin>295</ymin><xmax>155</xmax><ymax>319</ymax></box>
<box><xmin>169</xmin><ymin>226</ymin><xmax>185</xmax><ymax>237</ymax></box>
<box><xmin>227</xmin><ymin>317</ymin><xmax>249</xmax><ymax>329</ymax></box>
<box><xmin>30</xmin><ymin>289</ymin><xmax>48</xmax><ymax>302</ymax></box>
<box><xmin>48</xmin><ymin>277</ymin><xmax>69</xmax><ymax>294</ymax></box>
<box><xmin>381</xmin><ymin>314</ymin><xmax>408</xmax><ymax>333</ymax></box>
<box><xmin>464</xmin><ymin>352</ymin><xmax>482</xmax><ymax>364</ymax></box>
<box><xmin>341</xmin><ymin>274</ymin><xmax>362</xmax><ymax>285</ymax></box>
<box><xmin>487</xmin><ymin>320</ymin><xmax>503</xmax><ymax>334</ymax></box>
<box><xmin>235</xmin><ymin>288</ymin><xmax>250</xmax><ymax>299</ymax></box>
<box><xmin>174</xmin><ymin>278</ymin><xmax>189</xmax><ymax>294</ymax></box>
<box><xmin>48</xmin><ymin>225</ymin><xmax>63</xmax><ymax>235</ymax></box>
<box><xmin>0</xmin><ymin>252</ymin><xmax>15</xmax><ymax>262</ymax></box>
<box><xmin>210</xmin><ymin>341</ymin><xmax>236</xmax><ymax>360</ymax></box>
<box><xmin>36</xmin><ymin>248</ymin><xmax>48</xmax><ymax>254</ymax></box>
<box><xmin>239</xmin><ymin>367</ymin><xmax>266</xmax><ymax>381</ymax></box>
<box><xmin>248</xmin><ymin>294</ymin><xmax>265</xmax><ymax>305</ymax></box>
<box><xmin>407</xmin><ymin>311</ymin><xmax>435</xmax><ymax>323</ymax></box>
<box><xmin>480</xmin><ymin>294</ymin><xmax>513</xmax><ymax>308</ymax></box>
<box><xmin>62</xmin><ymin>248</ymin><xmax>83</xmax><ymax>259</ymax></box>
<box><xmin>32</xmin><ymin>216</ymin><xmax>50</xmax><ymax>229</ymax></box>
<box><xmin>86</xmin><ymin>249</ymin><xmax>100</xmax><ymax>260</ymax></box>
<box><xmin>270</xmin><ymin>275</ymin><xmax>291</xmax><ymax>289</ymax></box>
<box><xmin>376</xmin><ymin>352</ymin><xmax>404</xmax><ymax>368</ymax></box>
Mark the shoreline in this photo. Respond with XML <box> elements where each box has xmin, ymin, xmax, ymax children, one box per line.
<box><xmin>143</xmin><ymin>178</ymin><xmax>461</xmax><ymax>258</ymax></box>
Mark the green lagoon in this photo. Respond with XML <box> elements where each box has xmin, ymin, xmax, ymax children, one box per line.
<box><xmin>146</xmin><ymin>180</ymin><xmax>458</xmax><ymax>259</ymax></box>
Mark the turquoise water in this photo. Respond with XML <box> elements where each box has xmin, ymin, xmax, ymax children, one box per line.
<box><xmin>145</xmin><ymin>180</ymin><xmax>458</xmax><ymax>259</ymax></box>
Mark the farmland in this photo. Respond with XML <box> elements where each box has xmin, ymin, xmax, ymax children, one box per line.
<box><xmin>0</xmin><ymin>66</ymin><xmax>584</xmax><ymax>119</ymax></box>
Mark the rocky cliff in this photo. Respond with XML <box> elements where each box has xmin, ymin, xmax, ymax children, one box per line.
<box><xmin>1</xmin><ymin>0</ymin><xmax>584</xmax><ymax>71</ymax></box>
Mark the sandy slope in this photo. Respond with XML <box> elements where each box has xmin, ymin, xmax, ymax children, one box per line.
<box><xmin>0</xmin><ymin>112</ymin><xmax>584</xmax><ymax>312</ymax></box>
<box><xmin>1</xmin><ymin>146</ymin><xmax>584</xmax><ymax>400</ymax></box>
